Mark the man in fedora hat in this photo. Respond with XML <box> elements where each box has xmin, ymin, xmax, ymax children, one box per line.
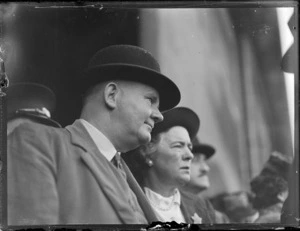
<box><xmin>181</xmin><ymin>138</ymin><xmax>230</xmax><ymax>223</ymax></box>
<box><xmin>183</xmin><ymin>138</ymin><xmax>215</xmax><ymax>194</ymax></box>
<box><xmin>7</xmin><ymin>82</ymin><xmax>61</xmax><ymax>135</ymax></box>
<box><xmin>124</xmin><ymin>107</ymin><xmax>216</xmax><ymax>224</ymax></box>
<box><xmin>7</xmin><ymin>44</ymin><xmax>180</xmax><ymax>225</ymax></box>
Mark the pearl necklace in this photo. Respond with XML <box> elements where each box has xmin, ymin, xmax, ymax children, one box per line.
<box><xmin>148</xmin><ymin>193</ymin><xmax>177</xmax><ymax>211</ymax></box>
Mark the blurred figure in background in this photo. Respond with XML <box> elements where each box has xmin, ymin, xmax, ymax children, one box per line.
<box><xmin>250</xmin><ymin>151</ymin><xmax>292</xmax><ymax>223</ymax></box>
<box><xmin>182</xmin><ymin>138</ymin><xmax>230</xmax><ymax>223</ymax></box>
<box><xmin>251</xmin><ymin>175</ymin><xmax>288</xmax><ymax>223</ymax></box>
<box><xmin>280</xmin><ymin>157</ymin><xmax>299</xmax><ymax>225</ymax></box>
<box><xmin>124</xmin><ymin>107</ymin><xmax>216</xmax><ymax>224</ymax></box>
<box><xmin>7</xmin><ymin>82</ymin><xmax>61</xmax><ymax>135</ymax></box>
<box><xmin>224</xmin><ymin>191</ymin><xmax>259</xmax><ymax>223</ymax></box>
<box><xmin>210</xmin><ymin>191</ymin><xmax>259</xmax><ymax>223</ymax></box>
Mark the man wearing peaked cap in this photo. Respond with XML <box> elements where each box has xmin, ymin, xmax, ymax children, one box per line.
<box><xmin>8</xmin><ymin>44</ymin><xmax>181</xmax><ymax>225</ymax></box>
<box><xmin>7</xmin><ymin>82</ymin><xmax>61</xmax><ymax>135</ymax></box>
<box><xmin>124</xmin><ymin>107</ymin><xmax>216</xmax><ymax>224</ymax></box>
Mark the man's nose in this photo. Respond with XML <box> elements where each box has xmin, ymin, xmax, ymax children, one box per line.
<box><xmin>201</xmin><ymin>162</ymin><xmax>210</xmax><ymax>173</ymax></box>
<box><xmin>152</xmin><ymin>108</ymin><xmax>164</xmax><ymax>123</ymax></box>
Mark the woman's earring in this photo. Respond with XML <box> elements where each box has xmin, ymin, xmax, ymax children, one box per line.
<box><xmin>146</xmin><ymin>158</ymin><xmax>153</xmax><ymax>167</ymax></box>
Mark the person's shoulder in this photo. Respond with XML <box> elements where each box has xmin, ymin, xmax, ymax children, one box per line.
<box><xmin>10</xmin><ymin>120</ymin><xmax>64</xmax><ymax>140</ymax></box>
<box><xmin>180</xmin><ymin>189</ymin><xmax>195</xmax><ymax>202</ymax></box>
<box><xmin>180</xmin><ymin>190</ymin><xmax>210</xmax><ymax>206</ymax></box>
<box><xmin>180</xmin><ymin>190</ymin><xmax>216</xmax><ymax>223</ymax></box>
<box><xmin>255</xmin><ymin>212</ymin><xmax>281</xmax><ymax>223</ymax></box>
<box><xmin>255</xmin><ymin>207</ymin><xmax>281</xmax><ymax>223</ymax></box>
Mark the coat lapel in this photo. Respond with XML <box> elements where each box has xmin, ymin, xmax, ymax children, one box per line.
<box><xmin>180</xmin><ymin>201</ymin><xmax>193</xmax><ymax>223</ymax></box>
<box><xmin>180</xmin><ymin>190</ymin><xmax>204</xmax><ymax>224</ymax></box>
<box><xmin>66</xmin><ymin>120</ymin><xmax>137</xmax><ymax>224</ymax></box>
<box><xmin>121</xmin><ymin>158</ymin><xmax>158</xmax><ymax>223</ymax></box>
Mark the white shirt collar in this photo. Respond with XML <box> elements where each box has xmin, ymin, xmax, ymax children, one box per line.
<box><xmin>79</xmin><ymin>119</ymin><xmax>117</xmax><ymax>161</ymax></box>
<box><xmin>144</xmin><ymin>187</ymin><xmax>181</xmax><ymax>207</ymax></box>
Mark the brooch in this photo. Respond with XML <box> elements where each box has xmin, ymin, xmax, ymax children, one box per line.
<box><xmin>191</xmin><ymin>213</ymin><xmax>202</xmax><ymax>224</ymax></box>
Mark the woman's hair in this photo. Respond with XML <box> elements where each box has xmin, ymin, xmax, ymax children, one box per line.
<box><xmin>250</xmin><ymin>174</ymin><xmax>288</xmax><ymax>210</ymax></box>
<box><xmin>123</xmin><ymin>132</ymin><xmax>162</xmax><ymax>186</ymax></box>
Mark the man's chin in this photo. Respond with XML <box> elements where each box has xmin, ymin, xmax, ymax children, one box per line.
<box><xmin>197</xmin><ymin>184</ymin><xmax>210</xmax><ymax>190</ymax></box>
<box><xmin>138</xmin><ymin>133</ymin><xmax>151</xmax><ymax>145</ymax></box>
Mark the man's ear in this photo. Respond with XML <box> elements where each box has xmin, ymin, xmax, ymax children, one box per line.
<box><xmin>104</xmin><ymin>82</ymin><xmax>119</xmax><ymax>109</ymax></box>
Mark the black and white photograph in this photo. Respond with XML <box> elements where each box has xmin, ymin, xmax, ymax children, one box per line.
<box><xmin>0</xmin><ymin>1</ymin><xmax>298</xmax><ymax>230</ymax></box>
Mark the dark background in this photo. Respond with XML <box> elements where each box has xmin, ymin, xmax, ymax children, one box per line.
<box><xmin>5</xmin><ymin>5</ymin><xmax>139</xmax><ymax>126</ymax></box>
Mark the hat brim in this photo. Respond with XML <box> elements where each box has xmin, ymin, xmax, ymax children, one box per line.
<box><xmin>152</xmin><ymin>107</ymin><xmax>200</xmax><ymax>140</ymax></box>
<box><xmin>192</xmin><ymin>144</ymin><xmax>215</xmax><ymax>159</ymax></box>
<box><xmin>83</xmin><ymin>64</ymin><xmax>181</xmax><ymax>112</ymax></box>
<box><xmin>9</xmin><ymin>112</ymin><xmax>61</xmax><ymax>128</ymax></box>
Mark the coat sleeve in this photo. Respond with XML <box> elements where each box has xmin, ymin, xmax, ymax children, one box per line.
<box><xmin>7</xmin><ymin>123</ymin><xmax>59</xmax><ymax>225</ymax></box>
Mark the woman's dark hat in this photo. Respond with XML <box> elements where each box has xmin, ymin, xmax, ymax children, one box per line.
<box><xmin>192</xmin><ymin>138</ymin><xmax>215</xmax><ymax>159</ymax></box>
<box><xmin>257</xmin><ymin>151</ymin><xmax>293</xmax><ymax>181</ymax></box>
<box><xmin>151</xmin><ymin>107</ymin><xmax>200</xmax><ymax>140</ymax></box>
<box><xmin>7</xmin><ymin>82</ymin><xmax>61</xmax><ymax>128</ymax></box>
<box><xmin>83</xmin><ymin>44</ymin><xmax>181</xmax><ymax>111</ymax></box>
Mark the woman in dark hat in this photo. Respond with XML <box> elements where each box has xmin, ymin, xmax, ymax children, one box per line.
<box><xmin>250</xmin><ymin>151</ymin><xmax>292</xmax><ymax>223</ymax></box>
<box><xmin>124</xmin><ymin>107</ymin><xmax>216</xmax><ymax>224</ymax></box>
<box><xmin>251</xmin><ymin>174</ymin><xmax>289</xmax><ymax>223</ymax></box>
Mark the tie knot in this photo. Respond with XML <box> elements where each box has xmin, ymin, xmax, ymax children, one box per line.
<box><xmin>112</xmin><ymin>152</ymin><xmax>122</xmax><ymax>168</ymax></box>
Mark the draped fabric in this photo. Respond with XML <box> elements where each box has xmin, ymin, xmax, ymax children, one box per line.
<box><xmin>139</xmin><ymin>8</ymin><xmax>293</xmax><ymax>197</ymax></box>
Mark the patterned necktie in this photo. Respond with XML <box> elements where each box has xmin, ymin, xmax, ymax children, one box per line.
<box><xmin>112</xmin><ymin>152</ymin><xmax>158</xmax><ymax>223</ymax></box>
<box><xmin>112</xmin><ymin>152</ymin><xmax>126</xmax><ymax>179</ymax></box>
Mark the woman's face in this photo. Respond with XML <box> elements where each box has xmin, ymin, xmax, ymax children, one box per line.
<box><xmin>150</xmin><ymin>126</ymin><xmax>194</xmax><ymax>187</ymax></box>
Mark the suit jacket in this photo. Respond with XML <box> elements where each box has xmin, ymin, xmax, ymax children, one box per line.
<box><xmin>180</xmin><ymin>190</ymin><xmax>216</xmax><ymax>224</ymax></box>
<box><xmin>8</xmin><ymin>120</ymin><xmax>157</xmax><ymax>225</ymax></box>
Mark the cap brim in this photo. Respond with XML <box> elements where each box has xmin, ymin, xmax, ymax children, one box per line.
<box><xmin>9</xmin><ymin>112</ymin><xmax>61</xmax><ymax>128</ymax></box>
<box><xmin>152</xmin><ymin>107</ymin><xmax>200</xmax><ymax>140</ymax></box>
<box><xmin>83</xmin><ymin>64</ymin><xmax>181</xmax><ymax>112</ymax></box>
<box><xmin>192</xmin><ymin>144</ymin><xmax>215</xmax><ymax>159</ymax></box>
<box><xmin>7</xmin><ymin>83</ymin><xmax>56</xmax><ymax>115</ymax></box>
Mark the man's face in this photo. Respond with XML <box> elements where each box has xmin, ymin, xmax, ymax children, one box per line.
<box><xmin>150</xmin><ymin>126</ymin><xmax>194</xmax><ymax>187</ymax></box>
<box><xmin>116</xmin><ymin>81</ymin><xmax>163</xmax><ymax>149</ymax></box>
<box><xmin>188</xmin><ymin>153</ymin><xmax>210</xmax><ymax>191</ymax></box>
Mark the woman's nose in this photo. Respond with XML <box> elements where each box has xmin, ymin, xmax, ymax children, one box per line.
<box><xmin>184</xmin><ymin>148</ymin><xmax>194</xmax><ymax>161</ymax></box>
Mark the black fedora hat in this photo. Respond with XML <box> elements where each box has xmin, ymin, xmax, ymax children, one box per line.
<box><xmin>83</xmin><ymin>44</ymin><xmax>181</xmax><ymax>111</ymax></box>
<box><xmin>151</xmin><ymin>107</ymin><xmax>200</xmax><ymax>140</ymax></box>
<box><xmin>192</xmin><ymin>138</ymin><xmax>215</xmax><ymax>159</ymax></box>
<box><xmin>7</xmin><ymin>82</ymin><xmax>61</xmax><ymax>128</ymax></box>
